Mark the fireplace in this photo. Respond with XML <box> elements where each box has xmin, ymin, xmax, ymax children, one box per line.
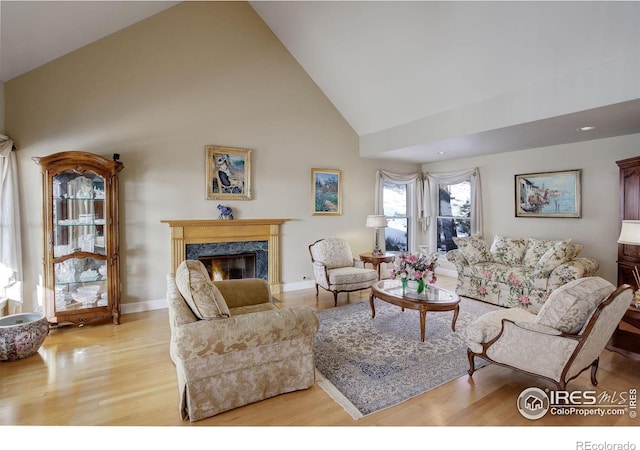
<box><xmin>187</xmin><ymin>240</ymin><xmax>268</xmax><ymax>281</ymax></box>
<box><xmin>199</xmin><ymin>253</ymin><xmax>256</xmax><ymax>281</ymax></box>
<box><xmin>161</xmin><ymin>219</ymin><xmax>289</xmax><ymax>294</ymax></box>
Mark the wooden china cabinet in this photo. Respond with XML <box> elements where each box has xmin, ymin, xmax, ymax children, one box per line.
<box><xmin>33</xmin><ymin>151</ymin><xmax>124</xmax><ymax>326</ymax></box>
<box><xmin>616</xmin><ymin>156</ymin><xmax>640</xmax><ymax>288</ymax></box>
<box><xmin>611</xmin><ymin>155</ymin><xmax>640</xmax><ymax>360</ymax></box>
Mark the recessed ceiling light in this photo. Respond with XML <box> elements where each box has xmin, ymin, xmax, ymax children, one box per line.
<box><xmin>578</xmin><ymin>126</ymin><xmax>596</xmax><ymax>131</ymax></box>
<box><xmin>438</xmin><ymin>151</ymin><xmax>446</xmax><ymax>155</ymax></box>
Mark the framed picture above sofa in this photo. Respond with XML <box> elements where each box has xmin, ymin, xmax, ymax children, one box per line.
<box><xmin>515</xmin><ymin>169</ymin><xmax>581</xmax><ymax>218</ymax></box>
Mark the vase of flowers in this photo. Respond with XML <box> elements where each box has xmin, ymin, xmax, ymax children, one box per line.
<box><xmin>390</xmin><ymin>252</ymin><xmax>438</xmax><ymax>294</ymax></box>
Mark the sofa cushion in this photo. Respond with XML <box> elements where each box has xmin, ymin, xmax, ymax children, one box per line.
<box><xmin>489</xmin><ymin>235</ymin><xmax>528</xmax><ymax>265</ymax></box>
<box><xmin>522</xmin><ymin>238</ymin><xmax>569</xmax><ymax>268</ymax></box>
<box><xmin>535</xmin><ymin>277</ymin><xmax>615</xmax><ymax>334</ymax></box>
<box><xmin>175</xmin><ymin>260</ymin><xmax>231</xmax><ymax>320</ymax></box>
<box><xmin>453</xmin><ymin>236</ymin><xmax>492</xmax><ymax>265</ymax></box>
<box><xmin>468</xmin><ymin>263</ymin><xmax>528</xmax><ymax>284</ymax></box>
<box><xmin>328</xmin><ymin>267</ymin><xmax>377</xmax><ymax>285</ymax></box>
<box><xmin>532</xmin><ymin>241</ymin><xmax>578</xmax><ymax>278</ymax></box>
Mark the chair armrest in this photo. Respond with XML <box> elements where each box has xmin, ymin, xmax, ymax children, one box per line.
<box><xmin>353</xmin><ymin>258</ymin><xmax>365</xmax><ymax>268</ymax></box>
<box><xmin>482</xmin><ymin>319</ymin><xmax>581</xmax><ymax>379</ymax></box>
<box><xmin>213</xmin><ymin>278</ymin><xmax>272</xmax><ymax>308</ymax></box>
<box><xmin>485</xmin><ymin>319</ymin><xmax>580</xmax><ymax>358</ymax></box>
<box><xmin>491</xmin><ymin>318</ymin><xmax>579</xmax><ymax>343</ymax></box>
<box><xmin>312</xmin><ymin>261</ymin><xmax>329</xmax><ymax>286</ymax></box>
<box><xmin>513</xmin><ymin>321</ymin><xmax>563</xmax><ymax>336</ymax></box>
<box><xmin>174</xmin><ymin>305</ymin><xmax>319</xmax><ymax>360</ymax></box>
<box><xmin>446</xmin><ymin>249</ymin><xmax>469</xmax><ymax>272</ymax></box>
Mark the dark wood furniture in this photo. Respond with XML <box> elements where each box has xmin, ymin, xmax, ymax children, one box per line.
<box><xmin>33</xmin><ymin>151</ymin><xmax>124</xmax><ymax>326</ymax></box>
<box><xmin>359</xmin><ymin>252</ymin><xmax>395</xmax><ymax>280</ymax></box>
<box><xmin>617</xmin><ymin>156</ymin><xmax>640</xmax><ymax>288</ymax></box>
<box><xmin>606</xmin><ymin>305</ymin><xmax>640</xmax><ymax>361</ymax></box>
<box><xmin>371</xmin><ymin>279</ymin><xmax>460</xmax><ymax>342</ymax></box>
<box><xmin>614</xmin><ymin>156</ymin><xmax>640</xmax><ymax>358</ymax></box>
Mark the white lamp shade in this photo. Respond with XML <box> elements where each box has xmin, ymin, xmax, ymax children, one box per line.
<box><xmin>617</xmin><ymin>220</ymin><xmax>640</xmax><ymax>245</ymax></box>
<box><xmin>365</xmin><ymin>215</ymin><xmax>388</xmax><ymax>229</ymax></box>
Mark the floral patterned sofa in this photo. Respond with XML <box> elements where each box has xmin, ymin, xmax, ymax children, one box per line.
<box><xmin>446</xmin><ymin>235</ymin><xmax>600</xmax><ymax>313</ymax></box>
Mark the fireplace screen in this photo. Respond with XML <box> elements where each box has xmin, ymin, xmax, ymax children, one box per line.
<box><xmin>199</xmin><ymin>253</ymin><xmax>256</xmax><ymax>281</ymax></box>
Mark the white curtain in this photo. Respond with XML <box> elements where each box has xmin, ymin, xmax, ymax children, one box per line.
<box><xmin>424</xmin><ymin>167</ymin><xmax>483</xmax><ymax>254</ymax></box>
<box><xmin>374</xmin><ymin>170</ymin><xmax>425</xmax><ymax>253</ymax></box>
<box><xmin>0</xmin><ymin>135</ymin><xmax>23</xmax><ymax>315</ymax></box>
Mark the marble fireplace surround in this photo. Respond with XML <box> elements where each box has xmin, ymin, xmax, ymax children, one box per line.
<box><xmin>161</xmin><ymin>219</ymin><xmax>290</xmax><ymax>294</ymax></box>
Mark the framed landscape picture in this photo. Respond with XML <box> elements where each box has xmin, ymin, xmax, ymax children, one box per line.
<box><xmin>515</xmin><ymin>169</ymin><xmax>581</xmax><ymax>218</ymax></box>
<box><xmin>312</xmin><ymin>168</ymin><xmax>342</xmax><ymax>215</ymax></box>
<box><xmin>205</xmin><ymin>145</ymin><xmax>252</xmax><ymax>200</ymax></box>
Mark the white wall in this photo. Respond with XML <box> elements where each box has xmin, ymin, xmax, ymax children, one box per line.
<box><xmin>423</xmin><ymin>133</ymin><xmax>640</xmax><ymax>284</ymax></box>
<box><xmin>5</xmin><ymin>2</ymin><xmax>418</xmax><ymax>312</ymax></box>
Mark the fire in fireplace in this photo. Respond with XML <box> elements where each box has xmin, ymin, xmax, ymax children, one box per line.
<box><xmin>198</xmin><ymin>253</ymin><xmax>256</xmax><ymax>281</ymax></box>
<box><xmin>186</xmin><ymin>240</ymin><xmax>268</xmax><ymax>281</ymax></box>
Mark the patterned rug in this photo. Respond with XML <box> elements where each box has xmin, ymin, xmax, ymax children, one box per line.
<box><xmin>313</xmin><ymin>297</ymin><xmax>501</xmax><ymax>419</ymax></box>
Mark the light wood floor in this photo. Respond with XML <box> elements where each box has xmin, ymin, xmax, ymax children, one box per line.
<box><xmin>1</xmin><ymin>275</ymin><xmax>638</xmax><ymax>432</ymax></box>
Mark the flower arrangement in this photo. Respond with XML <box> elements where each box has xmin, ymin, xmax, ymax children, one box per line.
<box><xmin>390</xmin><ymin>252</ymin><xmax>439</xmax><ymax>293</ymax></box>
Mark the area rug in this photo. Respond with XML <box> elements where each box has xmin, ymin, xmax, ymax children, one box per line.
<box><xmin>313</xmin><ymin>297</ymin><xmax>501</xmax><ymax>419</ymax></box>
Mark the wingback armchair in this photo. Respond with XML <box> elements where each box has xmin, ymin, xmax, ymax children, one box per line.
<box><xmin>466</xmin><ymin>276</ymin><xmax>633</xmax><ymax>389</ymax></box>
<box><xmin>167</xmin><ymin>260</ymin><xmax>319</xmax><ymax>422</ymax></box>
<box><xmin>308</xmin><ymin>238</ymin><xmax>377</xmax><ymax>307</ymax></box>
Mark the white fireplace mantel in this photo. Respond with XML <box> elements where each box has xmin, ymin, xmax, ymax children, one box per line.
<box><xmin>161</xmin><ymin>218</ymin><xmax>290</xmax><ymax>294</ymax></box>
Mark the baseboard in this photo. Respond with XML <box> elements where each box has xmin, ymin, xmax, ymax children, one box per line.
<box><xmin>121</xmin><ymin>298</ymin><xmax>168</xmax><ymax>314</ymax></box>
<box><xmin>282</xmin><ymin>279</ymin><xmax>316</xmax><ymax>292</ymax></box>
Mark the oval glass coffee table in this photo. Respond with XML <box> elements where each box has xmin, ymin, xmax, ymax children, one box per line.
<box><xmin>371</xmin><ymin>279</ymin><xmax>460</xmax><ymax>342</ymax></box>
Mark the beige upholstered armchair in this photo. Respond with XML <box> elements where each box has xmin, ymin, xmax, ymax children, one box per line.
<box><xmin>309</xmin><ymin>238</ymin><xmax>377</xmax><ymax>307</ymax></box>
<box><xmin>167</xmin><ymin>260</ymin><xmax>319</xmax><ymax>422</ymax></box>
<box><xmin>466</xmin><ymin>277</ymin><xmax>632</xmax><ymax>389</ymax></box>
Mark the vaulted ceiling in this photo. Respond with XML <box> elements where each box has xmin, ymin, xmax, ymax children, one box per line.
<box><xmin>2</xmin><ymin>1</ymin><xmax>640</xmax><ymax>163</ymax></box>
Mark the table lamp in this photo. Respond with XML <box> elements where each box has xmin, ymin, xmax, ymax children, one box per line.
<box><xmin>366</xmin><ymin>215</ymin><xmax>388</xmax><ymax>256</ymax></box>
<box><xmin>617</xmin><ymin>220</ymin><xmax>640</xmax><ymax>246</ymax></box>
<box><xmin>617</xmin><ymin>220</ymin><xmax>640</xmax><ymax>296</ymax></box>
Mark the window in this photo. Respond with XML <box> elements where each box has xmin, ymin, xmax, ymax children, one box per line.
<box><xmin>436</xmin><ymin>180</ymin><xmax>471</xmax><ymax>253</ymax></box>
<box><xmin>382</xmin><ymin>181</ymin><xmax>409</xmax><ymax>252</ymax></box>
<box><xmin>425</xmin><ymin>168</ymin><xmax>482</xmax><ymax>256</ymax></box>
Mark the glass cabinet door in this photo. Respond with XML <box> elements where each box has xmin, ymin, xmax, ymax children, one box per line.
<box><xmin>52</xmin><ymin>170</ymin><xmax>108</xmax><ymax>313</ymax></box>
<box><xmin>34</xmin><ymin>150</ymin><xmax>123</xmax><ymax>326</ymax></box>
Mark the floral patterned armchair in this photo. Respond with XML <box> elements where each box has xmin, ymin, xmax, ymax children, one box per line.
<box><xmin>446</xmin><ymin>235</ymin><xmax>599</xmax><ymax>313</ymax></box>
<box><xmin>466</xmin><ymin>277</ymin><xmax>632</xmax><ymax>389</ymax></box>
<box><xmin>308</xmin><ymin>238</ymin><xmax>377</xmax><ymax>306</ymax></box>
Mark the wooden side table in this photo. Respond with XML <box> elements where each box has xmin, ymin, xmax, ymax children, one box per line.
<box><xmin>359</xmin><ymin>252</ymin><xmax>395</xmax><ymax>280</ymax></box>
<box><xmin>606</xmin><ymin>305</ymin><xmax>640</xmax><ymax>361</ymax></box>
